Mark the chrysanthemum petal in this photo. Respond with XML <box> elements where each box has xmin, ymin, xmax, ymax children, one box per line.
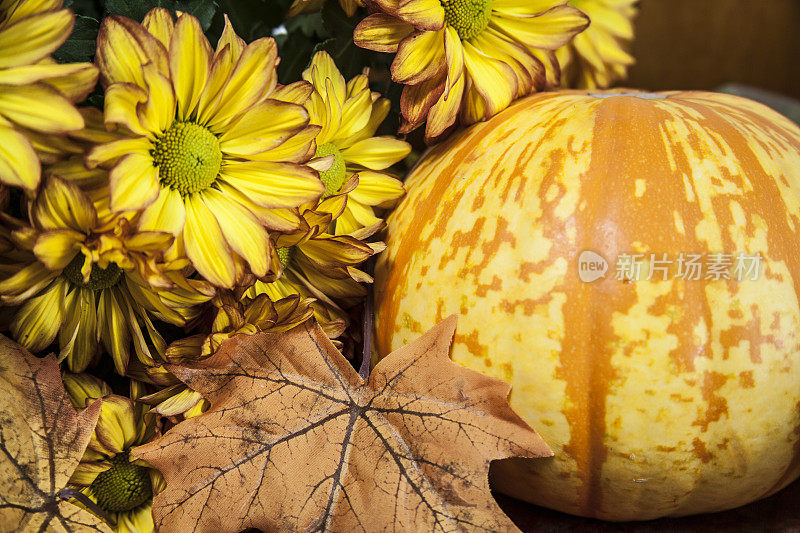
<box><xmin>0</xmin><ymin>83</ymin><xmax>83</xmax><ymax>133</ymax></box>
<box><xmin>346</xmin><ymin>73</ymin><xmax>369</xmax><ymax>99</ymax></box>
<box><xmin>463</xmin><ymin>40</ymin><xmax>517</xmax><ymax>118</ymax></box>
<box><xmin>395</xmin><ymin>0</ymin><xmax>445</xmax><ymax>30</ymax></box>
<box><xmin>287</xmin><ymin>0</ymin><xmax>324</xmax><ymax>17</ymax></box>
<box><xmin>142</xmin><ymin>7</ymin><xmax>174</xmax><ymax>48</ymax></box>
<box><xmin>63</xmin><ymin>372</ymin><xmax>111</xmax><ymax>409</ymax></box>
<box><xmin>391</xmin><ymin>29</ymin><xmax>446</xmax><ymax>84</ymax></box>
<box><xmin>400</xmin><ymin>76</ymin><xmax>446</xmax><ymax>134</ymax></box>
<box><xmin>315</xmin><ymin>78</ymin><xmax>343</xmax><ymax>144</ymax></box>
<box><xmin>0</xmin><ymin>263</ymin><xmax>58</xmax><ymax>305</ymax></box>
<box><xmin>270</xmin><ymin>80</ymin><xmax>314</xmax><ymax>105</ymax></box>
<box><xmin>117</xmin><ymin>289</ymin><xmax>156</xmax><ymax>366</ymax></box>
<box><xmin>94</xmin><ymin>396</ymin><xmax>138</xmax><ymax>454</ymax></box>
<box><xmin>11</xmin><ymin>277</ymin><xmax>66</xmax><ymax>353</ymax></box>
<box><xmin>343</xmin><ymin>198</ymin><xmax>382</xmax><ymax>228</ymax></box>
<box><xmin>0</xmin><ymin>125</ymin><xmax>39</xmax><ymax>190</ymax></box>
<box><xmin>138</xmin><ymin>62</ymin><xmax>176</xmax><ymax>134</ymax></box>
<box><xmin>96</xmin><ymin>15</ymin><xmax>168</xmax><ymax>87</ymax></box>
<box><xmin>219</xmin><ymin>99</ymin><xmax>309</xmax><ymax>156</ymax></box>
<box><xmin>183</xmin><ymin>195</ymin><xmax>237</xmax><ymax>288</ymax></box>
<box><xmin>301</xmin><ymin>234</ymin><xmax>374</xmax><ymax>266</ymax></box>
<box><xmin>425</xmin><ymin>76</ymin><xmax>463</xmax><ymax>139</ymax></box>
<box><xmin>200</xmin><ymin>189</ymin><xmax>270</xmax><ymax>277</ymax></box>
<box><xmin>69</xmin><ymin>461</ymin><xmax>108</xmax><ymax>486</ymax></box>
<box><xmin>422</xmin><ymin>26</ymin><xmax>464</xmax><ymax>138</ymax></box>
<box><xmin>491</xmin><ymin>5</ymin><xmax>589</xmax><ymax>50</ymax></box>
<box><xmin>32</xmin><ymin>230</ymin><xmax>82</xmax><ymax>270</ymax></box>
<box><xmin>33</xmin><ymin>178</ymin><xmax>96</xmax><ymax>232</ymax></box>
<box><xmin>475</xmin><ymin>27</ymin><xmax>546</xmax><ymax>95</ymax></box>
<box><xmin>97</xmin><ymin>288</ymin><xmax>131</xmax><ymax>374</ymax></box>
<box><xmin>491</xmin><ymin>0</ymin><xmax>566</xmax><ymax>16</ymax></box>
<box><xmin>220</xmin><ymin>160</ymin><xmax>324</xmax><ymax>208</ymax></box>
<box><xmin>250</xmin><ymin>124</ymin><xmax>319</xmax><ymax>163</ymax></box>
<box><xmin>304</xmin><ymin>51</ymin><xmax>346</xmax><ymax>104</ymax></box>
<box><xmin>333</xmin><ymin>209</ymin><xmax>361</xmax><ymax>235</ymax></box>
<box><xmin>215</xmin><ymin>182</ymin><xmax>301</xmax><ymax>232</ymax></box>
<box><xmin>0</xmin><ymin>9</ymin><xmax>72</xmax><ymax>68</ymax></box>
<box><xmin>340</xmin><ymin>136</ymin><xmax>411</xmax><ymax>170</ymax></box>
<box><xmin>122</xmin><ymin>502</ymin><xmax>155</xmax><ymax>533</ymax></box>
<box><xmin>3</xmin><ymin>0</ymin><xmax>62</xmax><ymax>26</ymax></box>
<box><xmin>206</xmin><ymin>37</ymin><xmax>278</xmax><ymax>129</ymax></box>
<box><xmin>349</xmin><ymin>170</ymin><xmax>405</xmax><ymax>206</ymax></box>
<box><xmin>104</xmin><ymin>82</ymin><xmax>149</xmax><ymax>136</ymax></box>
<box><xmin>170</xmin><ymin>13</ymin><xmax>212</xmax><ymax>120</ymax></box>
<box><xmin>153</xmin><ymin>388</ymin><xmax>203</xmax><ymax>417</ymax></box>
<box><xmin>442</xmin><ymin>26</ymin><xmax>464</xmax><ymax>95</ymax></box>
<box><xmin>85</xmin><ymin>136</ymin><xmax>151</xmax><ymax>168</ymax></box>
<box><xmin>338</xmin><ymin>88</ymin><xmax>373</xmax><ymax>141</ymax></box>
<box><xmin>215</xmin><ymin>14</ymin><xmax>245</xmax><ymax>60</ymax></box>
<box><xmin>109</xmin><ymin>153</ymin><xmax>160</xmax><ymax>212</ymax></box>
<box><xmin>354</xmin><ymin>13</ymin><xmax>414</xmax><ymax>53</ymax></box>
<box><xmin>138</xmin><ymin>187</ymin><xmax>186</xmax><ymax>236</ymax></box>
<box><xmin>528</xmin><ymin>47</ymin><xmax>560</xmax><ymax>87</ymax></box>
<box><xmin>60</xmin><ymin>287</ymin><xmax>98</xmax><ymax>372</ymax></box>
<box><xmin>339</xmin><ymin>99</ymin><xmax>391</xmax><ymax>148</ymax></box>
<box><xmin>41</xmin><ymin>62</ymin><xmax>99</xmax><ymax>103</ymax></box>
<box><xmin>0</xmin><ymin>62</ymin><xmax>88</xmax><ymax>86</ymax></box>
<box><xmin>295</xmin><ymin>255</ymin><xmax>366</xmax><ymax>299</ymax></box>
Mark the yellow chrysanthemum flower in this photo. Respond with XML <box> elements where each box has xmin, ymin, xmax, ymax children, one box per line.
<box><xmin>557</xmin><ymin>0</ymin><xmax>637</xmax><ymax>88</ymax></box>
<box><xmin>354</xmin><ymin>0</ymin><xmax>589</xmax><ymax>141</ymax></box>
<box><xmin>301</xmin><ymin>51</ymin><xmax>409</xmax><ymax>235</ymax></box>
<box><xmin>289</xmin><ymin>0</ymin><xmax>364</xmax><ymax>17</ymax></box>
<box><xmin>86</xmin><ymin>9</ymin><xmax>325</xmax><ymax>288</ymax></box>
<box><xmin>246</xmin><ymin>210</ymin><xmax>382</xmax><ymax>338</ymax></box>
<box><xmin>0</xmin><ymin>0</ymin><xmax>98</xmax><ymax>191</ymax></box>
<box><xmin>0</xmin><ymin>177</ymin><xmax>211</xmax><ymax>373</ymax></box>
<box><xmin>136</xmin><ymin>293</ymin><xmax>315</xmax><ymax>419</ymax></box>
<box><xmin>63</xmin><ymin>373</ymin><xmax>163</xmax><ymax>533</ymax></box>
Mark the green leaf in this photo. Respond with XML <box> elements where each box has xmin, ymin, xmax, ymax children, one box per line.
<box><xmin>103</xmin><ymin>0</ymin><xmax>217</xmax><ymax>30</ymax></box>
<box><xmin>207</xmin><ymin>0</ymin><xmax>290</xmax><ymax>43</ymax></box>
<box><xmin>103</xmin><ymin>0</ymin><xmax>153</xmax><ymax>20</ymax></box>
<box><xmin>54</xmin><ymin>13</ymin><xmax>100</xmax><ymax>63</ymax></box>
<box><xmin>177</xmin><ymin>0</ymin><xmax>218</xmax><ymax>30</ymax></box>
<box><xmin>275</xmin><ymin>30</ymin><xmax>320</xmax><ymax>84</ymax></box>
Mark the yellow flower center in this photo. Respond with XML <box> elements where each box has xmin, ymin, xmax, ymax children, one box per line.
<box><xmin>277</xmin><ymin>246</ymin><xmax>294</xmax><ymax>269</ymax></box>
<box><xmin>153</xmin><ymin>122</ymin><xmax>222</xmax><ymax>196</ymax></box>
<box><xmin>441</xmin><ymin>0</ymin><xmax>492</xmax><ymax>40</ymax></box>
<box><xmin>89</xmin><ymin>453</ymin><xmax>153</xmax><ymax>513</ymax></box>
<box><xmin>315</xmin><ymin>142</ymin><xmax>346</xmax><ymax>198</ymax></box>
<box><xmin>63</xmin><ymin>253</ymin><xmax>122</xmax><ymax>291</ymax></box>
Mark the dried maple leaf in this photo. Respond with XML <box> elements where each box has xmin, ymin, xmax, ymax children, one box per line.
<box><xmin>134</xmin><ymin>316</ymin><xmax>552</xmax><ymax>532</ymax></box>
<box><xmin>0</xmin><ymin>336</ymin><xmax>110</xmax><ymax>533</ymax></box>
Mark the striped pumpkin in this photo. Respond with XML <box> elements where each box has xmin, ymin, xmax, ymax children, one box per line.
<box><xmin>374</xmin><ymin>91</ymin><xmax>800</xmax><ymax>520</ymax></box>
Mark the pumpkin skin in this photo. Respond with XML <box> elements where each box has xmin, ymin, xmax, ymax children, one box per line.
<box><xmin>373</xmin><ymin>90</ymin><xmax>800</xmax><ymax>521</ymax></box>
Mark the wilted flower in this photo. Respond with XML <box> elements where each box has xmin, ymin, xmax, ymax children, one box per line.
<box><xmin>354</xmin><ymin>0</ymin><xmax>588</xmax><ymax>141</ymax></box>
<box><xmin>0</xmin><ymin>178</ymin><xmax>210</xmax><ymax>373</ymax></box>
<box><xmin>63</xmin><ymin>373</ymin><xmax>164</xmax><ymax>533</ymax></box>
<box><xmin>557</xmin><ymin>0</ymin><xmax>637</xmax><ymax>88</ymax></box>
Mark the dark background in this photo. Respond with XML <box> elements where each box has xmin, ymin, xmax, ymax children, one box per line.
<box><xmin>628</xmin><ymin>0</ymin><xmax>800</xmax><ymax>99</ymax></box>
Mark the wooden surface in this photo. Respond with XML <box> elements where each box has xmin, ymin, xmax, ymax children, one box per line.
<box><xmin>497</xmin><ymin>478</ymin><xmax>800</xmax><ymax>531</ymax></box>
<box><xmin>627</xmin><ymin>0</ymin><xmax>800</xmax><ymax>99</ymax></box>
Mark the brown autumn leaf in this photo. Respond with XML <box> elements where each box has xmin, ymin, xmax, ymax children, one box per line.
<box><xmin>133</xmin><ymin>316</ymin><xmax>552</xmax><ymax>532</ymax></box>
<box><xmin>0</xmin><ymin>336</ymin><xmax>110</xmax><ymax>533</ymax></box>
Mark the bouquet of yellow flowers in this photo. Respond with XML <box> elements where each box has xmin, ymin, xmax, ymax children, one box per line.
<box><xmin>0</xmin><ymin>0</ymin><xmax>639</xmax><ymax>530</ymax></box>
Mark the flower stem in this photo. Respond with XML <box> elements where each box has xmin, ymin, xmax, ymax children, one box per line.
<box><xmin>359</xmin><ymin>260</ymin><xmax>375</xmax><ymax>380</ymax></box>
<box><xmin>58</xmin><ymin>487</ymin><xmax>117</xmax><ymax>527</ymax></box>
